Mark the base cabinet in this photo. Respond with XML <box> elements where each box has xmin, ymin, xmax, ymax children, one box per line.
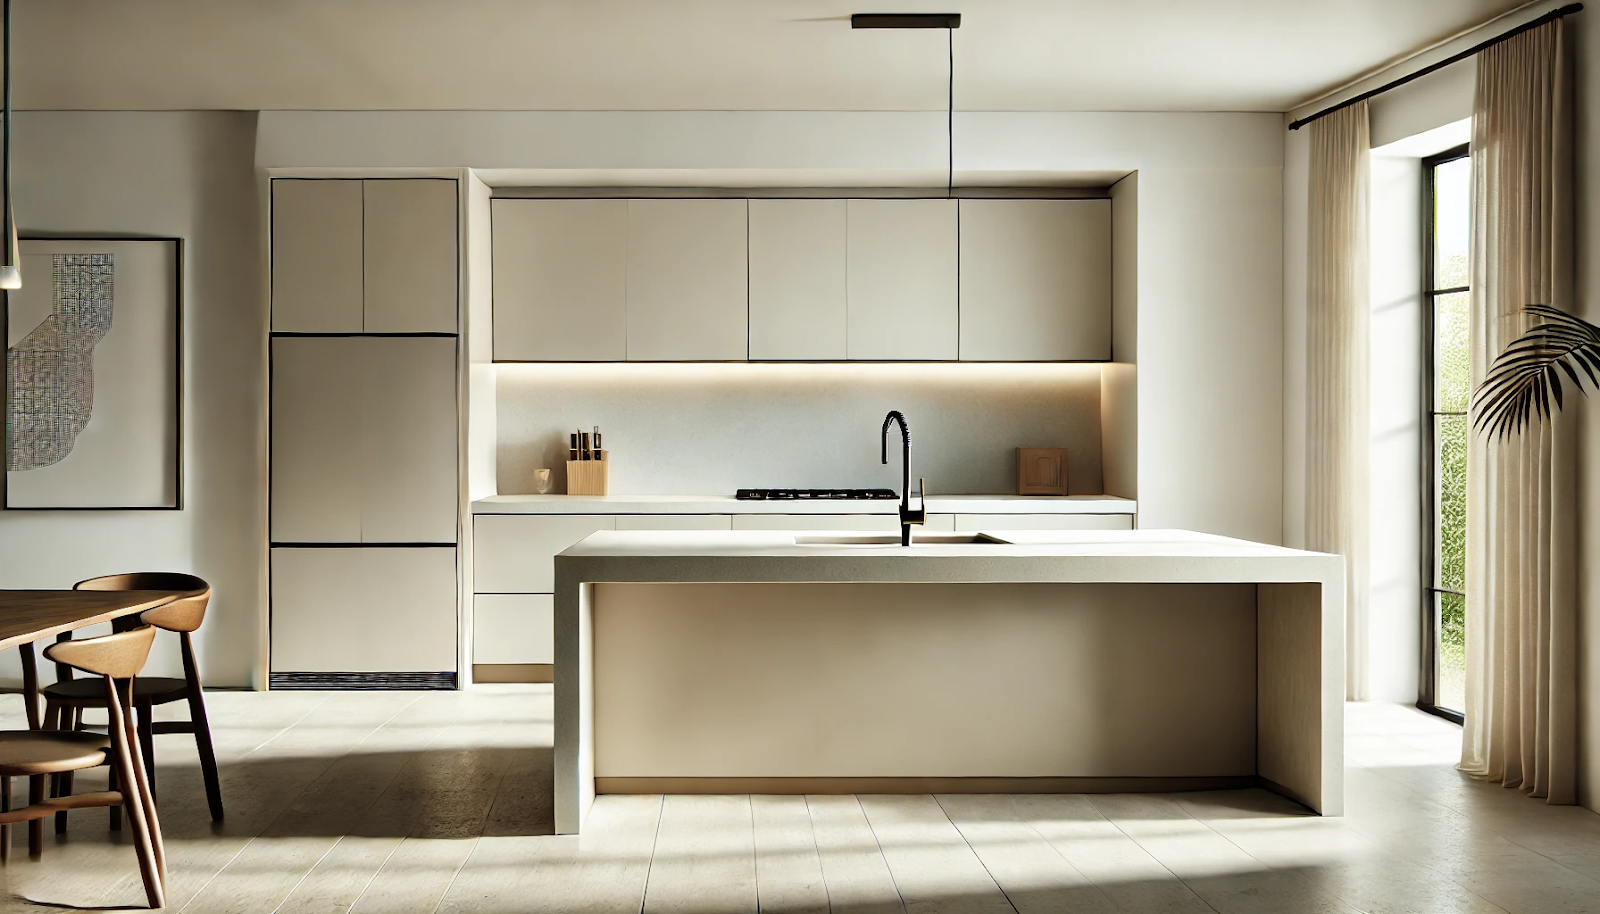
<box><xmin>951</xmin><ymin>513</ymin><xmax>1134</xmax><ymax>531</ymax></box>
<box><xmin>271</xmin><ymin>547</ymin><xmax>457</xmax><ymax>674</ymax></box>
<box><xmin>474</xmin><ymin>594</ymin><xmax>554</xmax><ymax>665</ymax></box>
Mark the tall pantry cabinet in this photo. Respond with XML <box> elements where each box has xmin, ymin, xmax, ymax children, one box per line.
<box><xmin>268</xmin><ymin>177</ymin><xmax>463</xmax><ymax>688</ymax></box>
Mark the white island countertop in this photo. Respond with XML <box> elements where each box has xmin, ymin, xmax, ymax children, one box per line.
<box><xmin>555</xmin><ymin>528</ymin><xmax>1336</xmax><ymax>584</ymax></box>
<box><xmin>473</xmin><ymin>493</ymin><xmax>1137</xmax><ymax>515</ymax></box>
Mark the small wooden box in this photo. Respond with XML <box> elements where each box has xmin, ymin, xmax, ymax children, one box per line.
<box><xmin>567</xmin><ymin>453</ymin><xmax>609</xmax><ymax>495</ymax></box>
<box><xmin>1017</xmin><ymin>448</ymin><xmax>1068</xmax><ymax>496</ymax></box>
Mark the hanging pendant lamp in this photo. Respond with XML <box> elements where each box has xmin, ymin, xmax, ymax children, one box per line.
<box><xmin>0</xmin><ymin>0</ymin><xmax>18</xmax><ymax>290</ymax></box>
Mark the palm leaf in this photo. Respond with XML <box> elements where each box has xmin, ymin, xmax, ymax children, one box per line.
<box><xmin>1473</xmin><ymin>304</ymin><xmax>1600</xmax><ymax>439</ymax></box>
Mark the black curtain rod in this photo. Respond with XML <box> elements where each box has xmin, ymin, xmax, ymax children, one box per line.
<box><xmin>1288</xmin><ymin>2</ymin><xmax>1582</xmax><ymax>131</ymax></box>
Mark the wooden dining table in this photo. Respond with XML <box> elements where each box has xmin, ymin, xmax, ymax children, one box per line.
<box><xmin>1</xmin><ymin>590</ymin><xmax>180</xmax><ymax>729</ymax></box>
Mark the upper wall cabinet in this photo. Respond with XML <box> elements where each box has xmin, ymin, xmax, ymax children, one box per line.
<box><xmin>492</xmin><ymin>199</ymin><xmax>627</xmax><ymax>361</ymax></box>
<box><xmin>748</xmin><ymin>199</ymin><xmax>847</xmax><ymax>361</ymax></box>
<box><xmin>959</xmin><ymin>199</ymin><xmax>1112</xmax><ymax>361</ymax></box>
<box><xmin>272</xmin><ymin>178</ymin><xmax>459</xmax><ymax>334</ymax></box>
<box><xmin>363</xmin><ymin>179</ymin><xmax>460</xmax><ymax>333</ymax></box>
<box><xmin>846</xmin><ymin>199</ymin><xmax>958</xmax><ymax>360</ymax></box>
<box><xmin>272</xmin><ymin>179</ymin><xmax>364</xmax><ymax>333</ymax></box>
<box><xmin>626</xmin><ymin>200</ymin><xmax>749</xmax><ymax>361</ymax></box>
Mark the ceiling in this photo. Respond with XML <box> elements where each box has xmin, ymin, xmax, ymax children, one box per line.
<box><xmin>14</xmin><ymin>0</ymin><xmax>1530</xmax><ymax>112</ymax></box>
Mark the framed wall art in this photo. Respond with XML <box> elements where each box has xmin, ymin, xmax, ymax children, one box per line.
<box><xmin>4</xmin><ymin>237</ymin><xmax>182</xmax><ymax>509</ymax></box>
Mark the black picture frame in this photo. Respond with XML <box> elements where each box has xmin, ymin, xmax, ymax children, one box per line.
<box><xmin>2</xmin><ymin>235</ymin><xmax>184</xmax><ymax>510</ymax></box>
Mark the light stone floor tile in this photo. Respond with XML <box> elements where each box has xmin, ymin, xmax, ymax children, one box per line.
<box><xmin>0</xmin><ymin>692</ymin><xmax>1596</xmax><ymax>914</ymax></box>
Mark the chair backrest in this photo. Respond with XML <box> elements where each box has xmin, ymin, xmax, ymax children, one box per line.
<box><xmin>75</xmin><ymin>572</ymin><xmax>211</xmax><ymax>633</ymax></box>
<box><xmin>44</xmin><ymin>625</ymin><xmax>157</xmax><ymax>680</ymax></box>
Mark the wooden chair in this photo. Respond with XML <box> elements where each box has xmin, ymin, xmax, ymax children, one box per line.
<box><xmin>45</xmin><ymin>573</ymin><xmax>223</xmax><ymax>833</ymax></box>
<box><xmin>0</xmin><ymin>626</ymin><xmax>167</xmax><ymax>909</ymax></box>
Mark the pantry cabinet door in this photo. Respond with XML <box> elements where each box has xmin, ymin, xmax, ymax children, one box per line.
<box><xmin>359</xmin><ymin>337</ymin><xmax>459</xmax><ymax>543</ymax></box>
<box><xmin>271</xmin><ymin>179</ymin><xmax>364</xmax><ymax>332</ymax></box>
<box><xmin>270</xmin><ymin>337</ymin><xmax>362</xmax><ymax>543</ymax></box>
<box><xmin>363</xmin><ymin>179</ymin><xmax>459</xmax><ymax>333</ymax></box>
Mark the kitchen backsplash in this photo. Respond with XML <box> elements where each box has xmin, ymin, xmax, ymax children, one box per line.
<box><xmin>495</xmin><ymin>363</ymin><xmax>1105</xmax><ymax>496</ymax></box>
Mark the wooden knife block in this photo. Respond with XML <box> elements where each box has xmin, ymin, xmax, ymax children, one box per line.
<box><xmin>567</xmin><ymin>453</ymin><xmax>609</xmax><ymax>495</ymax></box>
<box><xmin>1016</xmin><ymin>448</ymin><xmax>1068</xmax><ymax>496</ymax></box>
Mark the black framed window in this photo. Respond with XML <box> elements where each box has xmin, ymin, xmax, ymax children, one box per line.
<box><xmin>1420</xmin><ymin>144</ymin><xmax>1470</xmax><ymax>724</ymax></box>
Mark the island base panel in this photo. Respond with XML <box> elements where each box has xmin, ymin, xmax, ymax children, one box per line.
<box><xmin>596</xmin><ymin>775</ymin><xmax>1258</xmax><ymax>794</ymax></box>
<box><xmin>593</xmin><ymin>582</ymin><xmax>1258</xmax><ymax>779</ymax></box>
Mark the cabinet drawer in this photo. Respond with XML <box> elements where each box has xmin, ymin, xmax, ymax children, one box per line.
<box><xmin>271</xmin><ymin>546</ymin><xmax>457</xmax><ymax>673</ymax></box>
<box><xmin>473</xmin><ymin>515</ymin><xmax>616</xmax><ymax>593</ymax></box>
<box><xmin>474</xmin><ymin>594</ymin><xmax>553</xmax><ymax>665</ymax></box>
<box><xmin>614</xmin><ymin>515</ymin><xmax>733</xmax><ymax>531</ymax></box>
<box><xmin>730</xmin><ymin>514</ymin><xmax>900</xmax><ymax>532</ymax></box>
<box><xmin>953</xmin><ymin>513</ymin><xmax>1134</xmax><ymax>531</ymax></box>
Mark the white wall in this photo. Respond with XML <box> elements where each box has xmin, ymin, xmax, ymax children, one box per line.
<box><xmin>1102</xmin><ymin>173</ymin><xmax>1138</xmax><ymax>500</ymax></box>
<box><xmin>0</xmin><ymin>111</ymin><xmax>263</xmax><ymax>688</ymax></box>
<box><xmin>262</xmin><ymin>109</ymin><xmax>1285</xmax><ymax>540</ymax></box>
<box><xmin>495</xmin><ymin>363</ymin><xmax>1104</xmax><ymax>497</ymax></box>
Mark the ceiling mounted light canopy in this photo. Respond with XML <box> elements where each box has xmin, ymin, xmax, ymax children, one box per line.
<box><xmin>851</xmin><ymin>13</ymin><xmax>960</xmax><ymax>29</ymax></box>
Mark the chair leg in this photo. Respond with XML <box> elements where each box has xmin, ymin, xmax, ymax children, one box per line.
<box><xmin>2</xmin><ymin>775</ymin><xmax>10</xmax><ymax>863</ymax></box>
<box><xmin>117</xmin><ymin>748</ymin><xmax>164</xmax><ymax>909</ymax></box>
<box><xmin>108</xmin><ymin>763</ymin><xmax>121</xmax><ymax>832</ymax></box>
<box><xmin>136</xmin><ymin>699</ymin><xmax>157</xmax><ymax>802</ymax></box>
<box><xmin>56</xmin><ymin>706</ymin><xmax>80</xmax><ymax>834</ymax></box>
<box><xmin>187</xmin><ymin>683</ymin><xmax>224</xmax><ymax>821</ymax></box>
<box><xmin>27</xmin><ymin>776</ymin><xmax>44</xmax><ymax>857</ymax></box>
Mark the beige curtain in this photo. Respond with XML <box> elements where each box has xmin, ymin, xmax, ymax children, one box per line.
<box><xmin>1306</xmin><ymin>101</ymin><xmax>1371</xmax><ymax>701</ymax></box>
<box><xmin>1460</xmin><ymin>19</ymin><xmax>1576</xmax><ymax>803</ymax></box>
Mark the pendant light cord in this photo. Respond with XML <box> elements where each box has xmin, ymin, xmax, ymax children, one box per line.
<box><xmin>3</xmin><ymin>0</ymin><xmax>12</xmax><ymax>252</ymax></box>
<box><xmin>946</xmin><ymin>23</ymin><xmax>954</xmax><ymax>197</ymax></box>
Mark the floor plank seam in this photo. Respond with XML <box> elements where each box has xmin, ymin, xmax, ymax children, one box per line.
<box><xmin>800</xmin><ymin>795</ymin><xmax>836</xmax><ymax>914</ymax></box>
<box><xmin>268</xmin><ymin>833</ymin><xmax>352</xmax><ymax>914</ymax></box>
<box><xmin>742</xmin><ymin>795</ymin><xmax>761</xmax><ymax>914</ymax></box>
<box><xmin>852</xmin><ymin>794</ymin><xmax>909</xmax><ymax>914</ymax></box>
<box><xmin>930</xmin><ymin>794</ymin><xmax>1022</xmax><ymax>914</ymax></box>
<box><xmin>427</xmin><ymin>728</ymin><xmax>521</xmax><ymax>914</ymax></box>
<box><xmin>344</xmin><ymin>829</ymin><xmax>410</xmax><ymax>913</ymax></box>
<box><xmin>1084</xmin><ymin>796</ymin><xmax>1227</xmax><ymax>914</ymax></box>
<box><xmin>637</xmin><ymin>793</ymin><xmax>666</xmax><ymax>914</ymax></box>
<box><xmin>426</xmin><ymin>836</ymin><xmax>482</xmax><ymax>914</ymax></box>
<box><xmin>1003</xmin><ymin>796</ymin><xmax>1121</xmax><ymax>912</ymax></box>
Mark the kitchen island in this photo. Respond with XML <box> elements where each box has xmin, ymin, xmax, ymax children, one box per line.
<box><xmin>553</xmin><ymin>529</ymin><xmax>1344</xmax><ymax>833</ymax></box>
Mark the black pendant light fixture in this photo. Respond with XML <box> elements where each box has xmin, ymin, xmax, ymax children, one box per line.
<box><xmin>0</xmin><ymin>0</ymin><xmax>17</xmax><ymax>290</ymax></box>
<box><xmin>852</xmin><ymin>13</ymin><xmax>961</xmax><ymax>196</ymax></box>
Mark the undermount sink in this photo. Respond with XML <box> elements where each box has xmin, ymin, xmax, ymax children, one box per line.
<box><xmin>792</xmin><ymin>532</ymin><xmax>1012</xmax><ymax>546</ymax></box>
